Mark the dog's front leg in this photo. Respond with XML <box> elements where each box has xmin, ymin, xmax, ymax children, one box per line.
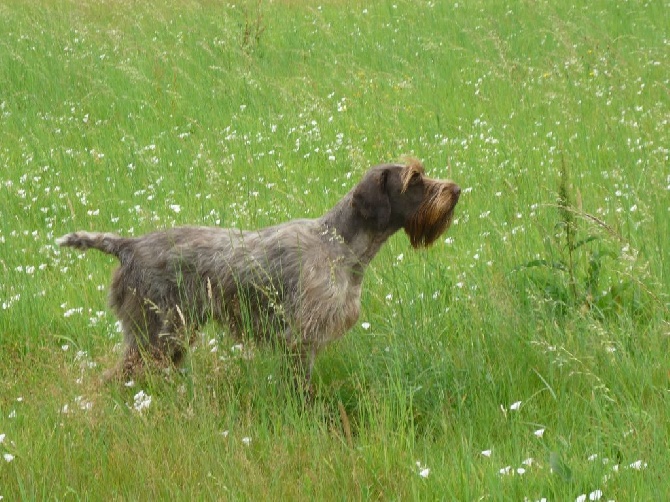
<box><xmin>283</xmin><ymin>326</ymin><xmax>317</xmax><ymax>395</ymax></box>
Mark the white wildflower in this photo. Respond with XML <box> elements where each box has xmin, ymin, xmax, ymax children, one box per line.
<box><xmin>132</xmin><ymin>391</ymin><xmax>152</xmax><ymax>413</ymax></box>
<box><xmin>415</xmin><ymin>461</ymin><xmax>430</xmax><ymax>478</ymax></box>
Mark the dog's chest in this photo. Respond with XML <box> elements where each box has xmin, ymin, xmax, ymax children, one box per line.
<box><xmin>326</xmin><ymin>255</ymin><xmax>362</xmax><ymax>334</ymax></box>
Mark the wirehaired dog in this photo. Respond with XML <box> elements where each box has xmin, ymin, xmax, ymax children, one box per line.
<box><xmin>57</xmin><ymin>159</ymin><xmax>460</xmax><ymax>386</ymax></box>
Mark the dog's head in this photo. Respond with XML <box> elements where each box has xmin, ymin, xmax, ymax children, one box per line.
<box><xmin>352</xmin><ymin>159</ymin><xmax>460</xmax><ymax>247</ymax></box>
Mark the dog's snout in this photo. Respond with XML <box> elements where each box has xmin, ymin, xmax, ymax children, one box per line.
<box><xmin>442</xmin><ymin>183</ymin><xmax>461</xmax><ymax>199</ymax></box>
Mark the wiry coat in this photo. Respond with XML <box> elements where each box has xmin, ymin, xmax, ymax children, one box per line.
<box><xmin>57</xmin><ymin>160</ymin><xmax>460</xmax><ymax>384</ymax></box>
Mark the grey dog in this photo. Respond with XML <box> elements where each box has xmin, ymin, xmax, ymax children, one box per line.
<box><xmin>57</xmin><ymin>160</ymin><xmax>460</xmax><ymax>386</ymax></box>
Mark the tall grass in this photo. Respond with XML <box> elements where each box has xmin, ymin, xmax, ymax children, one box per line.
<box><xmin>1</xmin><ymin>0</ymin><xmax>668</xmax><ymax>499</ymax></box>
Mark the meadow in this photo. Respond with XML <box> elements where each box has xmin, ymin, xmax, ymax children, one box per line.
<box><xmin>1</xmin><ymin>0</ymin><xmax>668</xmax><ymax>499</ymax></box>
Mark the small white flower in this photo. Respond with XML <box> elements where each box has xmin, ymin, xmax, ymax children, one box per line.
<box><xmin>8</xmin><ymin>410</ymin><xmax>16</xmax><ymax>419</ymax></box>
<box><xmin>589</xmin><ymin>490</ymin><xmax>603</xmax><ymax>501</ymax></box>
<box><xmin>509</xmin><ymin>401</ymin><xmax>522</xmax><ymax>411</ymax></box>
<box><xmin>628</xmin><ymin>460</ymin><xmax>646</xmax><ymax>470</ymax></box>
<box><xmin>516</xmin><ymin>467</ymin><xmax>526</xmax><ymax>475</ymax></box>
<box><xmin>242</xmin><ymin>436</ymin><xmax>252</xmax><ymax>445</ymax></box>
<box><xmin>0</xmin><ymin>433</ymin><xmax>5</xmax><ymax>444</ymax></box>
<box><xmin>481</xmin><ymin>449</ymin><xmax>492</xmax><ymax>457</ymax></box>
<box><xmin>132</xmin><ymin>391</ymin><xmax>152</xmax><ymax>412</ymax></box>
<box><xmin>361</xmin><ymin>322</ymin><xmax>370</xmax><ymax>330</ymax></box>
<box><xmin>534</xmin><ymin>428</ymin><xmax>545</xmax><ymax>438</ymax></box>
<box><xmin>220</xmin><ymin>430</ymin><xmax>229</xmax><ymax>438</ymax></box>
<box><xmin>415</xmin><ymin>461</ymin><xmax>430</xmax><ymax>478</ymax></box>
<box><xmin>169</xmin><ymin>204</ymin><xmax>181</xmax><ymax>213</ymax></box>
<box><xmin>124</xmin><ymin>380</ymin><xmax>135</xmax><ymax>388</ymax></box>
<box><xmin>575</xmin><ymin>495</ymin><xmax>587</xmax><ymax>502</ymax></box>
<box><xmin>522</xmin><ymin>457</ymin><xmax>534</xmax><ymax>466</ymax></box>
<box><xmin>3</xmin><ymin>453</ymin><xmax>14</xmax><ymax>463</ymax></box>
<box><xmin>499</xmin><ymin>465</ymin><xmax>512</xmax><ymax>476</ymax></box>
<box><xmin>75</xmin><ymin>396</ymin><xmax>93</xmax><ymax>411</ymax></box>
<box><xmin>396</xmin><ymin>253</ymin><xmax>404</xmax><ymax>262</ymax></box>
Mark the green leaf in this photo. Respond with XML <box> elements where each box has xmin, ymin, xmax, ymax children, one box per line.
<box><xmin>549</xmin><ymin>451</ymin><xmax>573</xmax><ymax>482</ymax></box>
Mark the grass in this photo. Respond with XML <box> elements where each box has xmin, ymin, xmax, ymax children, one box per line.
<box><xmin>1</xmin><ymin>0</ymin><xmax>668</xmax><ymax>499</ymax></box>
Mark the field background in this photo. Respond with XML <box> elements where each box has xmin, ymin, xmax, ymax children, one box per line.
<box><xmin>1</xmin><ymin>0</ymin><xmax>668</xmax><ymax>499</ymax></box>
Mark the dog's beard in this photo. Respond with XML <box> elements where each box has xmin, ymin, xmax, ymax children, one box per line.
<box><xmin>404</xmin><ymin>189</ymin><xmax>457</xmax><ymax>248</ymax></box>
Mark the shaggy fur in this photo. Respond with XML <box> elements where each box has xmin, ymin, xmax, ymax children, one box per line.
<box><xmin>57</xmin><ymin>160</ymin><xmax>460</xmax><ymax>385</ymax></box>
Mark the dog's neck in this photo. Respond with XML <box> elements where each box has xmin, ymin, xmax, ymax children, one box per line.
<box><xmin>319</xmin><ymin>194</ymin><xmax>400</xmax><ymax>270</ymax></box>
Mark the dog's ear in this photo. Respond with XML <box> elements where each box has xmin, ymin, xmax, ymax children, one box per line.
<box><xmin>352</xmin><ymin>168</ymin><xmax>391</xmax><ymax>230</ymax></box>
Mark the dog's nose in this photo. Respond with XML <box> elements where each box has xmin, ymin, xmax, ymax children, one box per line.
<box><xmin>452</xmin><ymin>185</ymin><xmax>461</xmax><ymax>198</ymax></box>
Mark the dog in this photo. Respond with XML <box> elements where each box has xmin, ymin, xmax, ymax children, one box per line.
<box><xmin>57</xmin><ymin>159</ymin><xmax>460</xmax><ymax>386</ymax></box>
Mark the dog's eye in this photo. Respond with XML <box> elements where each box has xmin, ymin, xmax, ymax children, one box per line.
<box><xmin>410</xmin><ymin>172</ymin><xmax>421</xmax><ymax>183</ymax></box>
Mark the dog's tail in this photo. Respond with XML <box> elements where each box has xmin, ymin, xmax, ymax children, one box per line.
<box><xmin>56</xmin><ymin>231</ymin><xmax>130</xmax><ymax>262</ymax></box>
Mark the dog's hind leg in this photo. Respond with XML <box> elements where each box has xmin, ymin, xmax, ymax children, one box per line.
<box><xmin>156</xmin><ymin>306</ymin><xmax>202</xmax><ymax>367</ymax></box>
<box><xmin>106</xmin><ymin>283</ymin><xmax>166</xmax><ymax>380</ymax></box>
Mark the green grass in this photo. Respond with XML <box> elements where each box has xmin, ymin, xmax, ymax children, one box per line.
<box><xmin>1</xmin><ymin>0</ymin><xmax>668</xmax><ymax>499</ymax></box>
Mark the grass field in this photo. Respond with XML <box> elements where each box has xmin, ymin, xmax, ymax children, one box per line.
<box><xmin>1</xmin><ymin>0</ymin><xmax>668</xmax><ymax>499</ymax></box>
